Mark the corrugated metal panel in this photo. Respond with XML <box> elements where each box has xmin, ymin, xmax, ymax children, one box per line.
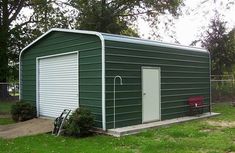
<box><xmin>105</xmin><ymin>40</ymin><xmax>210</xmax><ymax>129</ymax></box>
<box><xmin>102</xmin><ymin>33</ymin><xmax>207</xmax><ymax>53</ymax></box>
<box><xmin>38</xmin><ymin>53</ymin><xmax>78</xmax><ymax>118</ymax></box>
<box><xmin>20</xmin><ymin>32</ymin><xmax>102</xmax><ymax>128</ymax></box>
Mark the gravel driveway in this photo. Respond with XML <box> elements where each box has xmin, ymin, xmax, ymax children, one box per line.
<box><xmin>0</xmin><ymin>118</ymin><xmax>53</xmax><ymax>139</ymax></box>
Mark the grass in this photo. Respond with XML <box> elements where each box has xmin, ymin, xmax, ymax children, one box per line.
<box><xmin>0</xmin><ymin>101</ymin><xmax>15</xmax><ymax>114</ymax></box>
<box><xmin>0</xmin><ymin>103</ymin><xmax>235</xmax><ymax>153</ymax></box>
<box><xmin>0</xmin><ymin>101</ymin><xmax>15</xmax><ymax>125</ymax></box>
<box><xmin>0</xmin><ymin>118</ymin><xmax>14</xmax><ymax>125</ymax></box>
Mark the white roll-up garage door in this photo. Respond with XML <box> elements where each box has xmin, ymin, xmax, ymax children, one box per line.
<box><xmin>38</xmin><ymin>52</ymin><xmax>79</xmax><ymax>118</ymax></box>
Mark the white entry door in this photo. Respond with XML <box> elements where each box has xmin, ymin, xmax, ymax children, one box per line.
<box><xmin>37</xmin><ymin>52</ymin><xmax>79</xmax><ymax>118</ymax></box>
<box><xmin>142</xmin><ymin>67</ymin><xmax>160</xmax><ymax>123</ymax></box>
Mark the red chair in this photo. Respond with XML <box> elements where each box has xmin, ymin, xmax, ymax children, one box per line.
<box><xmin>188</xmin><ymin>96</ymin><xmax>208</xmax><ymax>116</ymax></box>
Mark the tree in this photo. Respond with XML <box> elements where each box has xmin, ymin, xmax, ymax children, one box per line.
<box><xmin>31</xmin><ymin>0</ymin><xmax>73</xmax><ymax>32</ymax></box>
<box><xmin>0</xmin><ymin>0</ymin><xmax>29</xmax><ymax>98</ymax></box>
<box><xmin>68</xmin><ymin>0</ymin><xmax>183</xmax><ymax>36</ymax></box>
<box><xmin>0</xmin><ymin>0</ymin><xmax>71</xmax><ymax>98</ymax></box>
<box><xmin>192</xmin><ymin>16</ymin><xmax>235</xmax><ymax>76</ymax></box>
<box><xmin>0</xmin><ymin>0</ymin><xmax>183</xmax><ymax>98</ymax></box>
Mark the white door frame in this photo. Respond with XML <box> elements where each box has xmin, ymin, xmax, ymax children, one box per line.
<box><xmin>36</xmin><ymin>51</ymin><xmax>79</xmax><ymax>117</ymax></box>
<box><xmin>141</xmin><ymin>66</ymin><xmax>161</xmax><ymax>123</ymax></box>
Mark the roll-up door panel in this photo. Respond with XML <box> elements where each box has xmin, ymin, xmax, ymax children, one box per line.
<box><xmin>38</xmin><ymin>53</ymin><xmax>78</xmax><ymax>118</ymax></box>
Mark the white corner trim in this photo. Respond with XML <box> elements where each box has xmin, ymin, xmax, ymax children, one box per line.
<box><xmin>209</xmin><ymin>54</ymin><xmax>212</xmax><ymax>113</ymax></box>
<box><xmin>19</xmin><ymin>28</ymin><xmax>106</xmax><ymax>131</ymax></box>
<box><xmin>19</xmin><ymin>59</ymin><xmax>21</xmax><ymax>100</ymax></box>
<box><xmin>100</xmin><ymin>35</ymin><xmax>106</xmax><ymax>131</ymax></box>
<box><xmin>36</xmin><ymin>58</ymin><xmax>39</xmax><ymax>116</ymax></box>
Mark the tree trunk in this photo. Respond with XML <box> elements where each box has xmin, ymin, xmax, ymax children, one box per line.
<box><xmin>0</xmin><ymin>0</ymin><xmax>10</xmax><ymax>99</ymax></box>
<box><xmin>0</xmin><ymin>83</ymin><xmax>10</xmax><ymax>100</ymax></box>
<box><xmin>0</xmin><ymin>41</ymin><xmax>10</xmax><ymax>99</ymax></box>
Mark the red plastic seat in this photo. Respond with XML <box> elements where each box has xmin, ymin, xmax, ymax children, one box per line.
<box><xmin>187</xmin><ymin>96</ymin><xmax>207</xmax><ymax>115</ymax></box>
<box><xmin>188</xmin><ymin>96</ymin><xmax>203</xmax><ymax>107</ymax></box>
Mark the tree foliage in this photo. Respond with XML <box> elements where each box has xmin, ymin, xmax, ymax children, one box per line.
<box><xmin>193</xmin><ymin>16</ymin><xmax>235</xmax><ymax>75</ymax></box>
<box><xmin>0</xmin><ymin>0</ymin><xmax>30</xmax><ymax>97</ymax></box>
<box><xmin>0</xmin><ymin>0</ymin><xmax>70</xmax><ymax>97</ymax></box>
<box><xmin>69</xmin><ymin>0</ymin><xmax>183</xmax><ymax>36</ymax></box>
<box><xmin>0</xmin><ymin>0</ymin><xmax>183</xmax><ymax>98</ymax></box>
<box><xmin>0</xmin><ymin>0</ymin><xmax>71</xmax><ymax>81</ymax></box>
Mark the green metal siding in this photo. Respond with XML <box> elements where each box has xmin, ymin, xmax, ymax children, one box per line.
<box><xmin>21</xmin><ymin>29</ymin><xmax>211</xmax><ymax>130</ymax></box>
<box><xmin>105</xmin><ymin>40</ymin><xmax>210</xmax><ymax>129</ymax></box>
<box><xmin>20</xmin><ymin>32</ymin><xmax>102</xmax><ymax>127</ymax></box>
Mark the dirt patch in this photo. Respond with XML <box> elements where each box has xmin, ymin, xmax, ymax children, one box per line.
<box><xmin>0</xmin><ymin>96</ymin><xmax>19</xmax><ymax>101</ymax></box>
<box><xmin>0</xmin><ymin>112</ymin><xmax>10</xmax><ymax>115</ymax></box>
<box><xmin>0</xmin><ymin>118</ymin><xmax>53</xmax><ymax>139</ymax></box>
<box><xmin>206</xmin><ymin>121</ymin><xmax>235</xmax><ymax>128</ymax></box>
<box><xmin>200</xmin><ymin>129</ymin><xmax>213</xmax><ymax>133</ymax></box>
<box><xmin>0</xmin><ymin>114</ymin><xmax>11</xmax><ymax>118</ymax></box>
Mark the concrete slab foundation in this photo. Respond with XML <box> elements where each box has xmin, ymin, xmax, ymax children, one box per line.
<box><xmin>107</xmin><ymin>112</ymin><xmax>220</xmax><ymax>137</ymax></box>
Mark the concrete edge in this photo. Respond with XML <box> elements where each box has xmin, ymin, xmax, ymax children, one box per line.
<box><xmin>106</xmin><ymin>112</ymin><xmax>220</xmax><ymax>137</ymax></box>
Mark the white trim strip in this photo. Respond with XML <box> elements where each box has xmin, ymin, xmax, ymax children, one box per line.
<box><xmin>77</xmin><ymin>52</ymin><xmax>80</xmax><ymax>109</ymax></box>
<box><xmin>19</xmin><ymin>59</ymin><xmax>21</xmax><ymax>100</ymax></box>
<box><xmin>36</xmin><ymin>51</ymin><xmax>79</xmax><ymax>60</ymax></box>
<box><xmin>19</xmin><ymin>28</ymin><xmax>208</xmax><ymax>55</ymax></box>
<box><xmin>36</xmin><ymin>58</ymin><xmax>39</xmax><ymax>116</ymax></box>
<box><xmin>102</xmin><ymin>34</ymin><xmax>208</xmax><ymax>53</ymax></box>
<box><xmin>209</xmin><ymin>54</ymin><xmax>212</xmax><ymax>113</ymax></box>
<box><xmin>100</xmin><ymin>35</ymin><xmax>106</xmax><ymax>131</ymax></box>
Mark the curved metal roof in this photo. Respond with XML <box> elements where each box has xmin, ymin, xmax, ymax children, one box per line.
<box><xmin>20</xmin><ymin>28</ymin><xmax>208</xmax><ymax>54</ymax></box>
<box><xmin>102</xmin><ymin>33</ymin><xmax>208</xmax><ymax>53</ymax></box>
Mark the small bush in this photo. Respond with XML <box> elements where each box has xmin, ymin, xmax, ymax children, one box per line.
<box><xmin>11</xmin><ymin>101</ymin><xmax>36</xmax><ymax>122</ymax></box>
<box><xmin>64</xmin><ymin>107</ymin><xmax>94</xmax><ymax>137</ymax></box>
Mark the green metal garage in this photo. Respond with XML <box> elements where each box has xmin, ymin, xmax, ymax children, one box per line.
<box><xmin>19</xmin><ymin>28</ymin><xmax>211</xmax><ymax>131</ymax></box>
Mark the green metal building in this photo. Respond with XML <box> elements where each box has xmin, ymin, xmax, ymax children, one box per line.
<box><xmin>19</xmin><ymin>28</ymin><xmax>211</xmax><ymax>130</ymax></box>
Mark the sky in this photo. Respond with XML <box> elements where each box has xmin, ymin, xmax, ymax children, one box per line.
<box><xmin>20</xmin><ymin>0</ymin><xmax>235</xmax><ymax>47</ymax></box>
<box><xmin>137</xmin><ymin>0</ymin><xmax>235</xmax><ymax>46</ymax></box>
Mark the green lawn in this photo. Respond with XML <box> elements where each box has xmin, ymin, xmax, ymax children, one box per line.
<box><xmin>0</xmin><ymin>101</ymin><xmax>15</xmax><ymax>114</ymax></box>
<box><xmin>0</xmin><ymin>103</ymin><xmax>235</xmax><ymax>153</ymax></box>
<box><xmin>0</xmin><ymin>101</ymin><xmax>15</xmax><ymax>125</ymax></box>
<box><xmin>0</xmin><ymin>118</ymin><xmax>14</xmax><ymax>125</ymax></box>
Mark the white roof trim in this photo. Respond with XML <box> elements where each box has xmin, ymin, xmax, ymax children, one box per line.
<box><xmin>20</xmin><ymin>28</ymin><xmax>104</xmax><ymax>53</ymax></box>
<box><xmin>102</xmin><ymin>34</ymin><xmax>208</xmax><ymax>53</ymax></box>
<box><xmin>20</xmin><ymin>28</ymin><xmax>208</xmax><ymax>54</ymax></box>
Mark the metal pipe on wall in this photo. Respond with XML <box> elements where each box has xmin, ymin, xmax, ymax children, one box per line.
<box><xmin>113</xmin><ymin>75</ymin><xmax>123</xmax><ymax>129</ymax></box>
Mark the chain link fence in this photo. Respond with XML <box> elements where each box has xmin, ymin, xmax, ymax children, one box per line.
<box><xmin>211</xmin><ymin>75</ymin><xmax>235</xmax><ymax>103</ymax></box>
<box><xmin>0</xmin><ymin>76</ymin><xmax>234</xmax><ymax>102</ymax></box>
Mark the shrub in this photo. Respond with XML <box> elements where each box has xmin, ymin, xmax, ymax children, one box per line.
<box><xmin>11</xmin><ymin>101</ymin><xmax>36</xmax><ymax>122</ymax></box>
<box><xmin>64</xmin><ymin>107</ymin><xmax>94</xmax><ymax>137</ymax></box>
